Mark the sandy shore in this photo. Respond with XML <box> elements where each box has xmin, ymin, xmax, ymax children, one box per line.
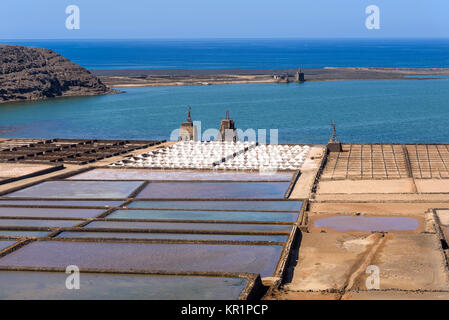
<box><xmin>92</xmin><ymin>67</ymin><xmax>449</xmax><ymax>88</ymax></box>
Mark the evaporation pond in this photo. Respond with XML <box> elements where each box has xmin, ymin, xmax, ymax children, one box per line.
<box><xmin>4</xmin><ymin>181</ymin><xmax>143</xmax><ymax>199</ymax></box>
<box><xmin>314</xmin><ymin>216</ymin><xmax>419</xmax><ymax>232</ymax></box>
<box><xmin>0</xmin><ymin>200</ymin><xmax>124</xmax><ymax>207</ymax></box>
<box><xmin>69</xmin><ymin>169</ymin><xmax>293</xmax><ymax>181</ymax></box>
<box><xmin>0</xmin><ymin>231</ymin><xmax>49</xmax><ymax>237</ymax></box>
<box><xmin>128</xmin><ymin>200</ymin><xmax>301</xmax><ymax>211</ymax></box>
<box><xmin>108</xmin><ymin>209</ymin><xmax>298</xmax><ymax>222</ymax></box>
<box><xmin>0</xmin><ymin>271</ymin><xmax>248</xmax><ymax>300</ymax></box>
<box><xmin>86</xmin><ymin>220</ymin><xmax>292</xmax><ymax>232</ymax></box>
<box><xmin>0</xmin><ymin>241</ymin><xmax>283</xmax><ymax>277</ymax></box>
<box><xmin>57</xmin><ymin>232</ymin><xmax>288</xmax><ymax>242</ymax></box>
<box><xmin>0</xmin><ymin>241</ymin><xmax>16</xmax><ymax>251</ymax></box>
<box><xmin>0</xmin><ymin>219</ymin><xmax>80</xmax><ymax>228</ymax></box>
<box><xmin>136</xmin><ymin>182</ymin><xmax>290</xmax><ymax>199</ymax></box>
<box><xmin>0</xmin><ymin>207</ymin><xmax>104</xmax><ymax>219</ymax></box>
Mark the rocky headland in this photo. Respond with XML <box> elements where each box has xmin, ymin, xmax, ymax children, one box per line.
<box><xmin>0</xmin><ymin>44</ymin><xmax>117</xmax><ymax>104</ymax></box>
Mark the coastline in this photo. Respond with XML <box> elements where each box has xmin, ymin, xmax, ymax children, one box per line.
<box><xmin>93</xmin><ymin>67</ymin><xmax>449</xmax><ymax>88</ymax></box>
<box><xmin>109</xmin><ymin>77</ymin><xmax>449</xmax><ymax>88</ymax></box>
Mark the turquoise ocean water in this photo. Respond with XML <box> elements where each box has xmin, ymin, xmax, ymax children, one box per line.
<box><xmin>1</xmin><ymin>80</ymin><xmax>449</xmax><ymax>144</ymax></box>
<box><xmin>0</xmin><ymin>39</ymin><xmax>449</xmax><ymax>144</ymax></box>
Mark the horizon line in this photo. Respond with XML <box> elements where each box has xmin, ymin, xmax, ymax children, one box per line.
<box><xmin>1</xmin><ymin>37</ymin><xmax>449</xmax><ymax>41</ymax></box>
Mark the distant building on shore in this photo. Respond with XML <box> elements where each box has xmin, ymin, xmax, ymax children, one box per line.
<box><xmin>218</xmin><ymin>110</ymin><xmax>238</xmax><ymax>142</ymax></box>
<box><xmin>295</xmin><ymin>68</ymin><xmax>305</xmax><ymax>82</ymax></box>
<box><xmin>179</xmin><ymin>106</ymin><xmax>197</xmax><ymax>141</ymax></box>
<box><xmin>273</xmin><ymin>68</ymin><xmax>304</xmax><ymax>83</ymax></box>
<box><xmin>273</xmin><ymin>73</ymin><xmax>289</xmax><ymax>83</ymax></box>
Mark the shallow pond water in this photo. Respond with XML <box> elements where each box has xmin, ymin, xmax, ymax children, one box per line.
<box><xmin>0</xmin><ymin>271</ymin><xmax>248</xmax><ymax>300</ymax></box>
<box><xmin>5</xmin><ymin>181</ymin><xmax>143</xmax><ymax>199</ymax></box>
<box><xmin>136</xmin><ymin>182</ymin><xmax>290</xmax><ymax>199</ymax></box>
<box><xmin>57</xmin><ymin>231</ymin><xmax>288</xmax><ymax>242</ymax></box>
<box><xmin>0</xmin><ymin>241</ymin><xmax>283</xmax><ymax>277</ymax></box>
<box><xmin>86</xmin><ymin>220</ymin><xmax>292</xmax><ymax>232</ymax></box>
<box><xmin>128</xmin><ymin>200</ymin><xmax>301</xmax><ymax>211</ymax></box>
<box><xmin>0</xmin><ymin>240</ymin><xmax>16</xmax><ymax>251</ymax></box>
<box><xmin>108</xmin><ymin>209</ymin><xmax>298</xmax><ymax>222</ymax></box>
<box><xmin>0</xmin><ymin>200</ymin><xmax>124</xmax><ymax>207</ymax></box>
<box><xmin>0</xmin><ymin>207</ymin><xmax>105</xmax><ymax>219</ymax></box>
<box><xmin>0</xmin><ymin>219</ymin><xmax>81</xmax><ymax>228</ymax></box>
<box><xmin>0</xmin><ymin>231</ymin><xmax>49</xmax><ymax>238</ymax></box>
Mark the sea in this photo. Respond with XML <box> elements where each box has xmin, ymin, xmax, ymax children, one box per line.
<box><xmin>1</xmin><ymin>39</ymin><xmax>449</xmax><ymax>144</ymax></box>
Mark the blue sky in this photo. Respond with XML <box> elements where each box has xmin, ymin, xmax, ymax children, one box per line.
<box><xmin>1</xmin><ymin>0</ymin><xmax>448</xmax><ymax>39</ymax></box>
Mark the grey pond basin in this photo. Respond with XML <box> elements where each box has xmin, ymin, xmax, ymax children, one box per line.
<box><xmin>86</xmin><ymin>220</ymin><xmax>292</xmax><ymax>232</ymax></box>
<box><xmin>314</xmin><ymin>216</ymin><xmax>419</xmax><ymax>232</ymax></box>
<box><xmin>57</xmin><ymin>231</ymin><xmax>288</xmax><ymax>242</ymax></box>
<box><xmin>69</xmin><ymin>169</ymin><xmax>294</xmax><ymax>182</ymax></box>
<box><xmin>0</xmin><ymin>271</ymin><xmax>248</xmax><ymax>300</ymax></box>
<box><xmin>128</xmin><ymin>200</ymin><xmax>302</xmax><ymax>212</ymax></box>
<box><xmin>136</xmin><ymin>182</ymin><xmax>290</xmax><ymax>199</ymax></box>
<box><xmin>0</xmin><ymin>207</ymin><xmax>105</xmax><ymax>219</ymax></box>
<box><xmin>0</xmin><ymin>241</ymin><xmax>283</xmax><ymax>277</ymax></box>
<box><xmin>5</xmin><ymin>181</ymin><xmax>143</xmax><ymax>199</ymax></box>
<box><xmin>0</xmin><ymin>240</ymin><xmax>16</xmax><ymax>251</ymax></box>
<box><xmin>108</xmin><ymin>209</ymin><xmax>298</xmax><ymax>222</ymax></box>
<box><xmin>0</xmin><ymin>219</ymin><xmax>81</xmax><ymax>228</ymax></box>
<box><xmin>0</xmin><ymin>231</ymin><xmax>49</xmax><ymax>238</ymax></box>
<box><xmin>0</xmin><ymin>200</ymin><xmax>124</xmax><ymax>207</ymax></box>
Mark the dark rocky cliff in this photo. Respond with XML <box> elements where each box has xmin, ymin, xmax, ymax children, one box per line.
<box><xmin>0</xmin><ymin>44</ymin><xmax>116</xmax><ymax>103</ymax></box>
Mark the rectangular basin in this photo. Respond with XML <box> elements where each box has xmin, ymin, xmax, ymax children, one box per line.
<box><xmin>128</xmin><ymin>200</ymin><xmax>302</xmax><ymax>212</ymax></box>
<box><xmin>108</xmin><ymin>209</ymin><xmax>298</xmax><ymax>222</ymax></box>
<box><xmin>5</xmin><ymin>181</ymin><xmax>144</xmax><ymax>199</ymax></box>
<box><xmin>0</xmin><ymin>231</ymin><xmax>49</xmax><ymax>238</ymax></box>
<box><xmin>57</xmin><ymin>232</ymin><xmax>288</xmax><ymax>242</ymax></box>
<box><xmin>0</xmin><ymin>241</ymin><xmax>283</xmax><ymax>277</ymax></box>
<box><xmin>0</xmin><ymin>207</ymin><xmax>105</xmax><ymax>219</ymax></box>
<box><xmin>85</xmin><ymin>220</ymin><xmax>292</xmax><ymax>232</ymax></box>
<box><xmin>0</xmin><ymin>200</ymin><xmax>124</xmax><ymax>207</ymax></box>
<box><xmin>0</xmin><ymin>240</ymin><xmax>16</xmax><ymax>251</ymax></box>
<box><xmin>0</xmin><ymin>271</ymin><xmax>248</xmax><ymax>300</ymax></box>
<box><xmin>0</xmin><ymin>219</ymin><xmax>81</xmax><ymax>228</ymax></box>
<box><xmin>136</xmin><ymin>182</ymin><xmax>290</xmax><ymax>199</ymax></box>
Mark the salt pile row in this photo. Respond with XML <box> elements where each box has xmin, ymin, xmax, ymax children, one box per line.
<box><xmin>110</xmin><ymin>141</ymin><xmax>255</xmax><ymax>169</ymax></box>
<box><xmin>110</xmin><ymin>141</ymin><xmax>310</xmax><ymax>171</ymax></box>
<box><xmin>215</xmin><ymin>144</ymin><xmax>310</xmax><ymax>170</ymax></box>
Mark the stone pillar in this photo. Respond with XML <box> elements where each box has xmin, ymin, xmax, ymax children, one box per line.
<box><xmin>327</xmin><ymin>121</ymin><xmax>342</xmax><ymax>152</ymax></box>
<box><xmin>219</xmin><ymin>110</ymin><xmax>238</xmax><ymax>142</ymax></box>
<box><xmin>179</xmin><ymin>106</ymin><xmax>197</xmax><ymax>141</ymax></box>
